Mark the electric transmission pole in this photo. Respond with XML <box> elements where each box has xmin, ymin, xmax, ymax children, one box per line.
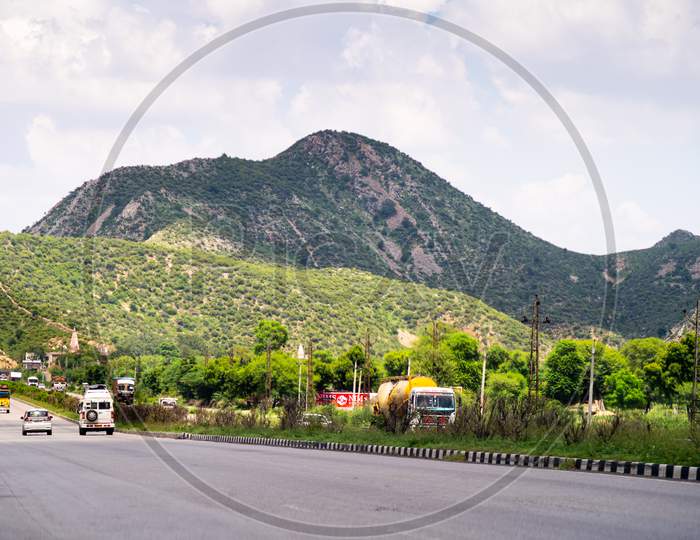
<box><xmin>265</xmin><ymin>342</ymin><xmax>272</xmax><ymax>408</ymax></box>
<box><xmin>693</xmin><ymin>299</ymin><xmax>699</xmax><ymax>420</ymax></box>
<box><xmin>526</xmin><ymin>297</ymin><xmax>537</xmax><ymax>400</ymax></box>
<box><xmin>523</xmin><ymin>295</ymin><xmax>550</xmax><ymax>402</ymax></box>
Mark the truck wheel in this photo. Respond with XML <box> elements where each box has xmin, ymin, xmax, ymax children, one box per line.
<box><xmin>79</xmin><ymin>428</ymin><xmax>86</xmax><ymax>436</ymax></box>
<box><xmin>106</xmin><ymin>429</ymin><xmax>114</xmax><ymax>435</ymax></box>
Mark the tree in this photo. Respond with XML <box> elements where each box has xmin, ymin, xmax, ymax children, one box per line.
<box><xmin>332</xmin><ymin>346</ymin><xmax>365</xmax><ymax>390</ymax></box>
<box><xmin>497</xmin><ymin>350</ymin><xmax>529</xmax><ymax>379</ymax></box>
<box><xmin>383</xmin><ymin>350</ymin><xmax>411</xmax><ymax>377</ymax></box>
<box><xmin>253</xmin><ymin>320</ymin><xmax>289</xmax><ymax>355</ymax></box>
<box><xmin>544</xmin><ymin>340</ymin><xmax>625</xmax><ymax>404</ymax></box>
<box><xmin>543</xmin><ymin>341</ymin><xmax>584</xmax><ymax>403</ymax></box>
<box><xmin>157</xmin><ymin>342</ymin><xmax>181</xmax><ymax>359</ymax></box>
<box><xmin>661</xmin><ymin>334</ymin><xmax>695</xmax><ymax>386</ymax></box>
<box><xmin>254</xmin><ymin>319</ymin><xmax>288</xmax><ymax>403</ymax></box>
<box><xmin>486</xmin><ymin>345</ymin><xmax>510</xmax><ymax>371</ymax></box>
<box><xmin>604</xmin><ymin>368</ymin><xmax>645</xmax><ymax>409</ymax></box>
<box><xmin>84</xmin><ymin>363</ymin><xmax>108</xmax><ymax>385</ymax></box>
<box><xmin>312</xmin><ymin>350</ymin><xmax>335</xmax><ymax>392</ymax></box>
<box><xmin>621</xmin><ymin>338</ymin><xmax>666</xmax><ymax>371</ymax></box>
<box><xmin>486</xmin><ymin>371</ymin><xmax>526</xmax><ymax>400</ymax></box>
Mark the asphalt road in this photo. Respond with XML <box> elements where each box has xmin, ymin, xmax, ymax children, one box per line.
<box><xmin>1</xmin><ymin>398</ymin><xmax>698</xmax><ymax>540</ymax></box>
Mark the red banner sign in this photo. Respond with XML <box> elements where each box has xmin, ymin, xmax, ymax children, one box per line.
<box><xmin>316</xmin><ymin>392</ymin><xmax>369</xmax><ymax>409</ymax></box>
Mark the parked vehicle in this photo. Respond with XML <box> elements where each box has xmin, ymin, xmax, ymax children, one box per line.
<box><xmin>301</xmin><ymin>413</ymin><xmax>331</xmax><ymax>427</ymax></box>
<box><xmin>0</xmin><ymin>384</ymin><xmax>10</xmax><ymax>414</ymax></box>
<box><xmin>158</xmin><ymin>397</ymin><xmax>177</xmax><ymax>409</ymax></box>
<box><xmin>22</xmin><ymin>409</ymin><xmax>53</xmax><ymax>436</ymax></box>
<box><xmin>0</xmin><ymin>372</ymin><xmax>8</xmax><ymax>382</ymax></box>
<box><xmin>372</xmin><ymin>376</ymin><xmax>456</xmax><ymax>431</ymax></box>
<box><xmin>52</xmin><ymin>376</ymin><xmax>67</xmax><ymax>392</ymax></box>
<box><xmin>112</xmin><ymin>377</ymin><xmax>135</xmax><ymax>405</ymax></box>
<box><xmin>78</xmin><ymin>387</ymin><xmax>115</xmax><ymax>436</ymax></box>
<box><xmin>27</xmin><ymin>376</ymin><xmax>39</xmax><ymax>387</ymax></box>
<box><xmin>37</xmin><ymin>383</ymin><xmax>46</xmax><ymax>390</ymax></box>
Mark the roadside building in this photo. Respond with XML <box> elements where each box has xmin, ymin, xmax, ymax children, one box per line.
<box><xmin>22</xmin><ymin>353</ymin><xmax>43</xmax><ymax>371</ymax></box>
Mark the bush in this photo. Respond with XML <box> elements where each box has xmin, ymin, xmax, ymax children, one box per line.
<box><xmin>604</xmin><ymin>369</ymin><xmax>645</xmax><ymax>409</ymax></box>
<box><xmin>486</xmin><ymin>372</ymin><xmax>526</xmax><ymax>401</ymax></box>
<box><xmin>116</xmin><ymin>403</ymin><xmax>188</xmax><ymax>425</ymax></box>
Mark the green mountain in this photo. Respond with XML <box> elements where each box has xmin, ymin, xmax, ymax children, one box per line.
<box><xmin>26</xmin><ymin>131</ymin><xmax>700</xmax><ymax>337</ymax></box>
<box><xmin>0</xmin><ymin>233</ymin><xmax>534</xmax><ymax>358</ymax></box>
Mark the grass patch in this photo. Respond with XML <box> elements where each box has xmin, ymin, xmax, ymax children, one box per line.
<box><xmin>7</xmin><ymin>382</ymin><xmax>79</xmax><ymax>421</ymax></box>
<box><xmin>117</xmin><ymin>418</ymin><xmax>700</xmax><ymax>466</ymax></box>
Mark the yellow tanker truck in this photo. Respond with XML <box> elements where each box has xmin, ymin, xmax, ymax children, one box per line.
<box><xmin>372</xmin><ymin>376</ymin><xmax>456</xmax><ymax>432</ymax></box>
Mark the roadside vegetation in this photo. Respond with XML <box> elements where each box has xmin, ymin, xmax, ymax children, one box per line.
<box><xmin>9</xmin><ymin>319</ymin><xmax>699</xmax><ymax>466</ymax></box>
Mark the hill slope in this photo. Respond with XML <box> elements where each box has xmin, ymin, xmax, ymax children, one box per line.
<box><xmin>0</xmin><ymin>233</ymin><xmax>535</xmax><ymax>357</ymax></box>
<box><xmin>27</xmin><ymin>131</ymin><xmax>700</xmax><ymax>337</ymax></box>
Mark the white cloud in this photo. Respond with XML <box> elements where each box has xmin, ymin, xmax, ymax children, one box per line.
<box><xmin>614</xmin><ymin>200</ymin><xmax>664</xmax><ymax>251</ymax></box>
<box><xmin>0</xmin><ymin>0</ymin><xmax>696</xmax><ymax>253</ymax></box>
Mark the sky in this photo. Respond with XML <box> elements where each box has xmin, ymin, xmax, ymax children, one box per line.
<box><xmin>0</xmin><ymin>0</ymin><xmax>698</xmax><ymax>255</ymax></box>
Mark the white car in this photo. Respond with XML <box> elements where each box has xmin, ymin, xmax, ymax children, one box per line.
<box><xmin>158</xmin><ymin>397</ymin><xmax>177</xmax><ymax>409</ymax></box>
<box><xmin>78</xmin><ymin>388</ymin><xmax>115</xmax><ymax>435</ymax></box>
<box><xmin>301</xmin><ymin>413</ymin><xmax>331</xmax><ymax>427</ymax></box>
<box><xmin>38</xmin><ymin>383</ymin><xmax>46</xmax><ymax>390</ymax></box>
<box><xmin>22</xmin><ymin>409</ymin><xmax>53</xmax><ymax>436</ymax></box>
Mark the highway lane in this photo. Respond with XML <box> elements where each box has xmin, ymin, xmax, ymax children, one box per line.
<box><xmin>1</xmin><ymin>398</ymin><xmax>698</xmax><ymax>540</ymax></box>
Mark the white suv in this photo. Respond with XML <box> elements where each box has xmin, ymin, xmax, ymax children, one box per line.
<box><xmin>78</xmin><ymin>387</ymin><xmax>115</xmax><ymax>436</ymax></box>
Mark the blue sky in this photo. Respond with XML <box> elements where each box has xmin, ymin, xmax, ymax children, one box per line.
<box><xmin>0</xmin><ymin>0</ymin><xmax>698</xmax><ymax>254</ymax></box>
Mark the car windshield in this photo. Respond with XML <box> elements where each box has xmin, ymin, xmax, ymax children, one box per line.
<box><xmin>414</xmin><ymin>394</ymin><xmax>455</xmax><ymax>411</ymax></box>
<box><xmin>27</xmin><ymin>410</ymin><xmax>48</xmax><ymax>417</ymax></box>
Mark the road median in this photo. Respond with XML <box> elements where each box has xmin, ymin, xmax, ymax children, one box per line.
<box><xmin>118</xmin><ymin>428</ymin><xmax>700</xmax><ymax>483</ymax></box>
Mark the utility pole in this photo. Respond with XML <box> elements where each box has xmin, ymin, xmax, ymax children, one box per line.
<box><xmin>479</xmin><ymin>339</ymin><xmax>488</xmax><ymax>415</ymax></box>
<box><xmin>526</xmin><ymin>298</ymin><xmax>537</xmax><ymax>400</ymax></box>
<box><xmin>357</xmin><ymin>369</ymin><xmax>363</xmax><ymax>407</ymax></box>
<box><xmin>693</xmin><ymin>299</ymin><xmax>699</xmax><ymax>420</ymax></box>
<box><xmin>363</xmin><ymin>329</ymin><xmax>374</xmax><ymax>395</ymax></box>
<box><xmin>265</xmin><ymin>342</ymin><xmax>272</xmax><ymax>407</ymax></box>
<box><xmin>587</xmin><ymin>330</ymin><xmax>596</xmax><ymax>423</ymax></box>
<box><xmin>351</xmin><ymin>357</ymin><xmax>358</xmax><ymax>410</ymax></box>
<box><xmin>534</xmin><ymin>296</ymin><xmax>542</xmax><ymax>400</ymax></box>
<box><xmin>523</xmin><ymin>295</ymin><xmax>549</xmax><ymax>402</ymax></box>
<box><xmin>296</xmin><ymin>344</ymin><xmax>305</xmax><ymax>405</ymax></box>
<box><xmin>431</xmin><ymin>319</ymin><xmax>441</xmax><ymax>377</ymax></box>
<box><xmin>305</xmin><ymin>339</ymin><xmax>315</xmax><ymax>411</ymax></box>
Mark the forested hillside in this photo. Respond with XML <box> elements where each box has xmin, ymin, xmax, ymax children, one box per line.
<box><xmin>27</xmin><ymin>131</ymin><xmax>700</xmax><ymax>337</ymax></box>
<box><xmin>0</xmin><ymin>233</ymin><xmax>534</xmax><ymax>358</ymax></box>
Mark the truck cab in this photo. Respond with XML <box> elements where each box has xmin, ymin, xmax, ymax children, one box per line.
<box><xmin>112</xmin><ymin>377</ymin><xmax>135</xmax><ymax>405</ymax></box>
<box><xmin>408</xmin><ymin>387</ymin><xmax>456</xmax><ymax>428</ymax></box>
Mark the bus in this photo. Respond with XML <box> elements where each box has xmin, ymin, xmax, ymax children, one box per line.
<box><xmin>0</xmin><ymin>384</ymin><xmax>10</xmax><ymax>413</ymax></box>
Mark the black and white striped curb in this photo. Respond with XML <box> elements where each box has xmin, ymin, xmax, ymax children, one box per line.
<box><xmin>126</xmin><ymin>430</ymin><xmax>699</xmax><ymax>482</ymax></box>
